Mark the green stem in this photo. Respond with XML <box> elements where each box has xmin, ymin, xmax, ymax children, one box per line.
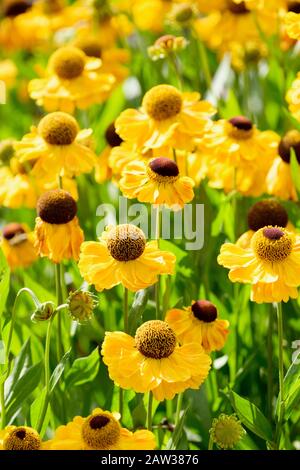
<box><xmin>175</xmin><ymin>392</ymin><xmax>183</xmax><ymax>426</ymax></box>
<box><xmin>119</xmin><ymin>388</ymin><xmax>124</xmax><ymax>418</ymax></box>
<box><xmin>55</xmin><ymin>263</ymin><xmax>64</xmax><ymax>361</ymax></box>
<box><xmin>147</xmin><ymin>391</ymin><xmax>153</xmax><ymax>430</ymax></box>
<box><xmin>168</xmin><ymin>53</ymin><xmax>183</xmax><ymax>90</ymax></box>
<box><xmin>208</xmin><ymin>434</ymin><xmax>214</xmax><ymax>450</ymax></box>
<box><xmin>124</xmin><ymin>287</ymin><xmax>129</xmax><ymax>333</ymax></box>
<box><xmin>0</xmin><ymin>382</ymin><xmax>5</xmax><ymax>429</ymax></box>
<box><xmin>36</xmin><ymin>315</ymin><xmax>54</xmax><ymax>434</ymax></box>
<box><xmin>191</xmin><ymin>27</ymin><xmax>211</xmax><ymax>90</ymax></box>
<box><xmin>275</xmin><ymin>302</ymin><xmax>285</xmax><ymax>450</ymax></box>
<box><xmin>267</xmin><ymin>305</ymin><xmax>274</xmax><ymax>420</ymax></box>
<box><xmin>155</xmin><ymin>205</ymin><xmax>161</xmax><ymax>320</ymax></box>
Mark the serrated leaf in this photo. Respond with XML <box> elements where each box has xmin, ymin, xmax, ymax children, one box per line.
<box><xmin>65</xmin><ymin>348</ymin><xmax>99</xmax><ymax>388</ymax></box>
<box><xmin>229</xmin><ymin>390</ymin><xmax>273</xmax><ymax>442</ymax></box>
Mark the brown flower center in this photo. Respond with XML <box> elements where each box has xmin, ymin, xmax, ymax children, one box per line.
<box><xmin>50</xmin><ymin>47</ymin><xmax>86</xmax><ymax>79</ymax></box>
<box><xmin>247</xmin><ymin>199</ymin><xmax>288</xmax><ymax>232</ymax></box>
<box><xmin>81</xmin><ymin>413</ymin><xmax>121</xmax><ymax>450</ymax></box>
<box><xmin>3</xmin><ymin>426</ymin><xmax>41</xmax><ymax>450</ymax></box>
<box><xmin>191</xmin><ymin>300</ymin><xmax>218</xmax><ymax>323</ymax></box>
<box><xmin>106</xmin><ymin>224</ymin><xmax>146</xmax><ymax>262</ymax></box>
<box><xmin>252</xmin><ymin>226</ymin><xmax>293</xmax><ymax>263</ymax></box>
<box><xmin>143</xmin><ymin>85</ymin><xmax>182</xmax><ymax>121</ymax></box>
<box><xmin>38</xmin><ymin>112</ymin><xmax>79</xmax><ymax>146</ymax></box>
<box><xmin>2</xmin><ymin>223</ymin><xmax>25</xmax><ymax>240</ymax></box>
<box><xmin>135</xmin><ymin>320</ymin><xmax>177</xmax><ymax>359</ymax></box>
<box><xmin>105</xmin><ymin>122</ymin><xmax>123</xmax><ymax>148</ymax></box>
<box><xmin>278</xmin><ymin>130</ymin><xmax>300</xmax><ymax>164</ymax></box>
<box><xmin>4</xmin><ymin>0</ymin><xmax>32</xmax><ymax>17</ymax></box>
<box><xmin>227</xmin><ymin>1</ymin><xmax>249</xmax><ymax>14</ymax></box>
<box><xmin>174</xmin><ymin>4</ymin><xmax>195</xmax><ymax>23</ymax></box>
<box><xmin>228</xmin><ymin>116</ymin><xmax>253</xmax><ymax>139</ymax></box>
<box><xmin>288</xmin><ymin>2</ymin><xmax>300</xmax><ymax>13</ymax></box>
<box><xmin>149</xmin><ymin>157</ymin><xmax>179</xmax><ymax>177</ymax></box>
<box><xmin>37</xmin><ymin>189</ymin><xmax>77</xmax><ymax>224</ymax></box>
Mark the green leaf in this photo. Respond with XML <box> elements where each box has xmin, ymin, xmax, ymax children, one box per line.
<box><xmin>5</xmin><ymin>362</ymin><xmax>43</xmax><ymax>423</ymax></box>
<box><xmin>0</xmin><ymin>248</ymin><xmax>10</xmax><ymax>320</ymax></box>
<box><xmin>129</xmin><ymin>394</ymin><xmax>147</xmax><ymax>428</ymax></box>
<box><xmin>165</xmin><ymin>405</ymin><xmax>189</xmax><ymax>450</ymax></box>
<box><xmin>65</xmin><ymin>348</ymin><xmax>99</xmax><ymax>388</ymax></box>
<box><xmin>128</xmin><ymin>289</ymin><xmax>149</xmax><ymax>335</ymax></box>
<box><xmin>49</xmin><ymin>349</ymin><xmax>71</xmax><ymax>394</ymax></box>
<box><xmin>279</xmin><ymin>349</ymin><xmax>300</xmax><ymax>419</ymax></box>
<box><xmin>5</xmin><ymin>339</ymin><xmax>31</xmax><ymax>399</ymax></box>
<box><xmin>229</xmin><ymin>390</ymin><xmax>273</xmax><ymax>442</ymax></box>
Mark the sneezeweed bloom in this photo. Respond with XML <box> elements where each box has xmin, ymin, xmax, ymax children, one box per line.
<box><xmin>285</xmin><ymin>6</ymin><xmax>300</xmax><ymax>40</ymax></box>
<box><xmin>131</xmin><ymin>0</ymin><xmax>172</xmax><ymax>32</ymax></box>
<box><xmin>79</xmin><ymin>224</ymin><xmax>175</xmax><ymax>292</ymax></box>
<box><xmin>95</xmin><ymin>121</ymin><xmax>123</xmax><ymax>183</ymax></box>
<box><xmin>167</xmin><ymin>2</ymin><xmax>198</xmax><ymax>26</ymax></box>
<box><xmin>166</xmin><ymin>300</ymin><xmax>229</xmax><ymax>353</ymax></box>
<box><xmin>148</xmin><ymin>34</ymin><xmax>188</xmax><ymax>61</ymax></box>
<box><xmin>67</xmin><ymin>290</ymin><xmax>98</xmax><ymax>323</ymax></box>
<box><xmin>15</xmin><ymin>112</ymin><xmax>97</xmax><ymax>180</ymax></box>
<box><xmin>1</xmin><ymin>223</ymin><xmax>37</xmax><ymax>271</ymax></box>
<box><xmin>205</xmin><ymin>116</ymin><xmax>279</xmax><ymax>196</ymax></box>
<box><xmin>209</xmin><ymin>414</ymin><xmax>245</xmax><ymax>450</ymax></box>
<box><xmin>218</xmin><ymin>226</ymin><xmax>300</xmax><ymax>303</ymax></box>
<box><xmin>28</xmin><ymin>46</ymin><xmax>115</xmax><ymax>113</ymax></box>
<box><xmin>286</xmin><ymin>74</ymin><xmax>300</xmax><ymax>123</ymax></box>
<box><xmin>267</xmin><ymin>130</ymin><xmax>300</xmax><ymax>200</ymax></box>
<box><xmin>46</xmin><ymin>408</ymin><xmax>155</xmax><ymax>450</ymax></box>
<box><xmin>35</xmin><ymin>189</ymin><xmax>84</xmax><ymax>263</ymax></box>
<box><xmin>31</xmin><ymin>301</ymin><xmax>56</xmax><ymax>323</ymax></box>
<box><xmin>0</xmin><ymin>425</ymin><xmax>45</xmax><ymax>450</ymax></box>
<box><xmin>102</xmin><ymin>320</ymin><xmax>211</xmax><ymax>401</ymax></box>
<box><xmin>115</xmin><ymin>84</ymin><xmax>215</xmax><ymax>151</ymax></box>
<box><xmin>119</xmin><ymin>157</ymin><xmax>195</xmax><ymax>210</ymax></box>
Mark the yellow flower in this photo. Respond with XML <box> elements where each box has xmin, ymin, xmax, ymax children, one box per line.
<box><xmin>29</xmin><ymin>46</ymin><xmax>115</xmax><ymax>113</ymax></box>
<box><xmin>267</xmin><ymin>130</ymin><xmax>300</xmax><ymax>201</ymax></box>
<box><xmin>210</xmin><ymin>414</ymin><xmax>245</xmax><ymax>450</ymax></box>
<box><xmin>67</xmin><ymin>289</ymin><xmax>98</xmax><ymax>323</ymax></box>
<box><xmin>46</xmin><ymin>408</ymin><xmax>155</xmax><ymax>450</ymax></box>
<box><xmin>204</xmin><ymin>116</ymin><xmax>279</xmax><ymax>196</ymax></box>
<box><xmin>0</xmin><ymin>425</ymin><xmax>46</xmax><ymax>450</ymax></box>
<box><xmin>0</xmin><ymin>0</ymin><xmax>50</xmax><ymax>51</ymax></box>
<box><xmin>31</xmin><ymin>0</ymin><xmax>91</xmax><ymax>33</ymax></box>
<box><xmin>286</xmin><ymin>72</ymin><xmax>300</xmax><ymax>122</ymax></box>
<box><xmin>35</xmin><ymin>189</ymin><xmax>84</xmax><ymax>263</ymax></box>
<box><xmin>74</xmin><ymin>34</ymin><xmax>130</xmax><ymax>85</ymax></box>
<box><xmin>102</xmin><ymin>320</ymin><xmax>211</xmax><ymax>401</ymax></box>
<box><xmin>194</xmin><ymin>2</ymin><xmax>277</xmax><ymax>63</ymax></box>
<box><xmin>0</xmin><ymin>59</ymin><xmax>17</xmax><ymax>88</ymax></box>
<box><xmin>15</xmin><ymin>112</ymin><xmax>97</xmax><ymax>180</ymax></box>
<box><xmin>285</xmin><ymin>8</ymin><xmax>300</xmax><ymax>40</ymax></box>
<box><xmin>218</xmin><ymin>226</ymin><xmax>300</xmax><ymax>303</ymax></box>
<box><xmin>166</xmin><ymin>300</ymin><xmax>229</xmax><ymax>353</ymax></box>
<box><xmin>79</xmin><ymin>224</ymin><xmax>175</xmax><ymax>292</ymax></box>
<box><xmin>119</xmin><ymin>157</ymin><xmax>195</xmax><ymax>209</ymax></box>
<box><xmin>196</xmin><ymin>0</ymin><xmax>227</xmax><ymax>13</ymax></box>
<box><xmin>115</xmin><ymin>84</ymin><xmax>215</xmax><ymax>151</ymax></box>
<box><xmin>1</xmin><ymin>223</ymin><xmax>37</xmax><ymax>271</ymax></box>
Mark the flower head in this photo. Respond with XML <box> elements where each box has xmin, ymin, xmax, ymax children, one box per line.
<box><xmin>218</xmin><ymin>225</ymin><xmax>300</xmax><ymax>303</ymax></box>
<box><xmin>210</xmin><ymin>414</ymin><xmax>245</xmax><ymax>449</ymax></box>
<box><xmin>29</xmin><ymin>46</ymin><xmax>115</xmax><ymax>113</ymax></box>
<box><xmin>35</xmin><ymin>189</ymin><xmax>84</xmax><ymax>263</ymax></box>
<box><xmin>15</xmin><ymin>112</ymin><xmax>97</xmax><ymax>180</ymax></box>
<box><xmin>148</xmin><ymin>35</ymin><xmax>187</xmax><ymax>61</ymax></box>
<box><xmin>1</xmin><ymin>222</ymin><xmax>37</xmax><ymax>271</ymax></box>
<box><xmin>166</xmin><ymin>300</ymin><xmax>229</xmax><ymax>353</ymax></box>
<box><xmin>102</xmin><ymin>320</ymin><xmax>211</xmax><ymax>400</ymax></box>
<box><xmin>1</xmin><ymin>426</ymin><xmax>42</xmax><ymax>450</ymax></box>
<box><xmin>45</xmin><ymin>408</ymin><xmax>156</xmax><ymax>450</ymax></box>
<box><xmin>79</xmin><ymin>224</ymin><xmax>175</xmax><ymax>292</ymax></box>
<box><xmin>67</xmin><ymin>290</ymin><xmax>98</xmax><ymax>323</ymax></box>
<box><xmin>115</xmin><ymin>84</ymin><xmax>215</xmax><ymax>151</ymax></box>
<box><xmin>119</xmin><ymin>157</ymin><xmax>194</xmax><ymax>209</ymax></box>
<box><xmin>247</xmin><ymin>199</ymin><xmax>288</xmax><ymax>232</ymax></box>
